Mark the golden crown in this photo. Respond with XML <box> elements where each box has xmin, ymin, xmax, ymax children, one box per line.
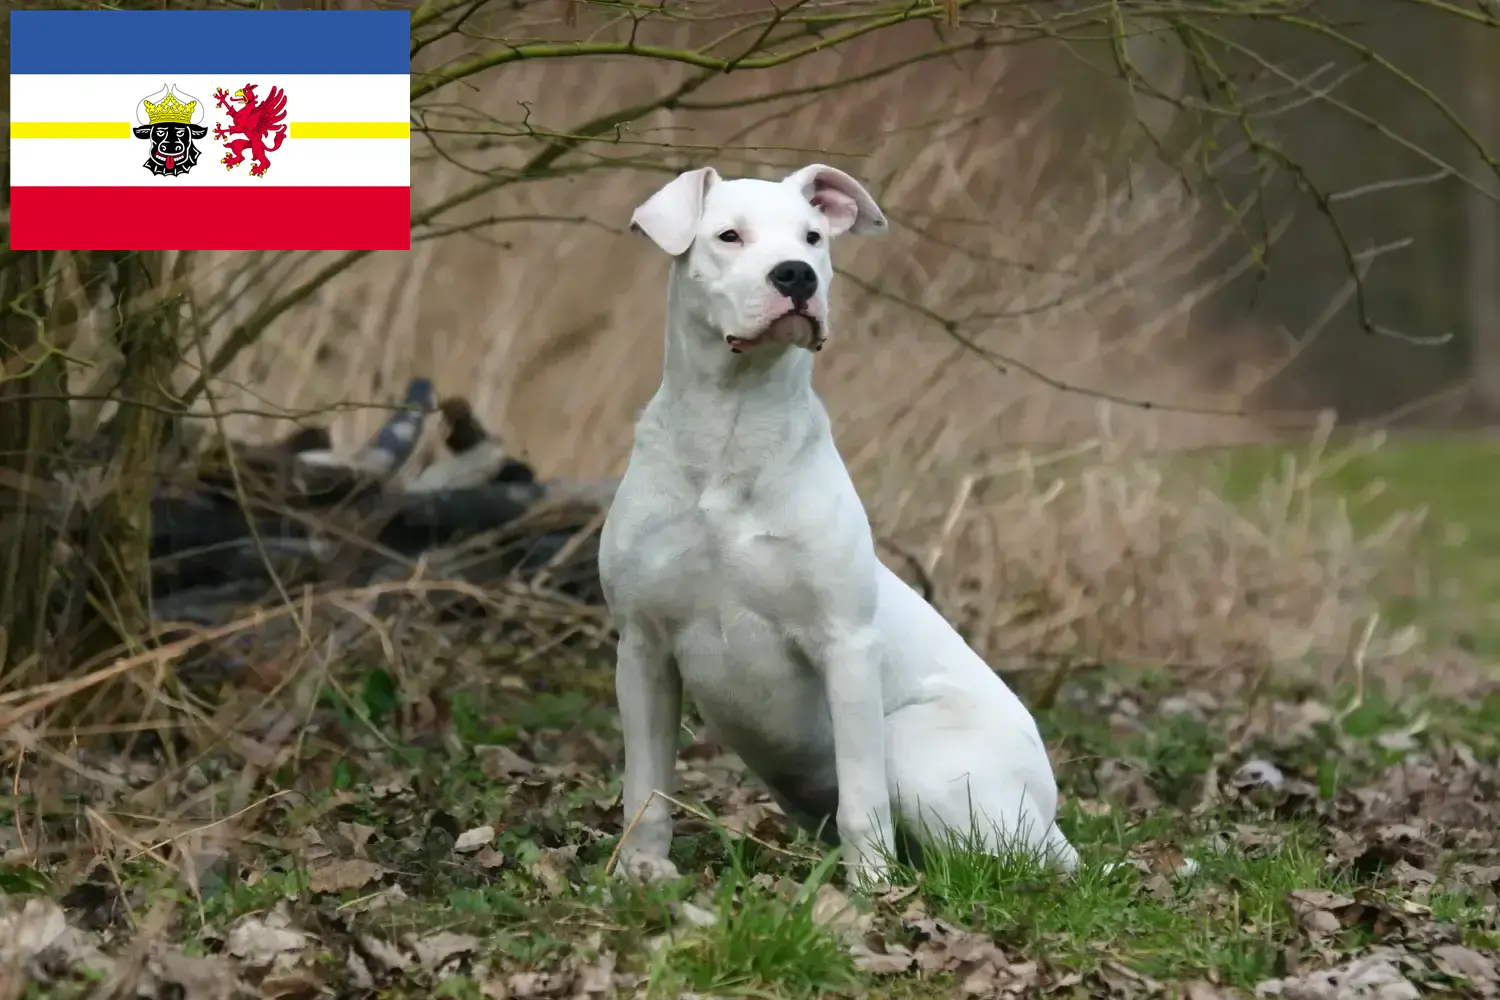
<box><xmin>144</xmin><ymin>91</ymin><xmax>197</xmax><ymax>125</ymax></box>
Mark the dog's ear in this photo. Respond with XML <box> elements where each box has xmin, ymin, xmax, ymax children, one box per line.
<box><xmin>630</xmin><ymin>167</ymin><xmax>719</xmax><ymax>256</ymax></box>
<box><xmin>781</xmin><ymin>164</ymin><xmax>888</xmax><ymax>237</ymax></box>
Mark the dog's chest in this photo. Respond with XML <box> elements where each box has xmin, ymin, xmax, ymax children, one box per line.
<box><xmin>623</xmin><ymin>475</ymin><xmax>812</xmax><ymax>624</ymax></box>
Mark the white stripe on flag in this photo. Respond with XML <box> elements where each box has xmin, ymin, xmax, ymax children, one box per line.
<box><xmin>10</xmin><ymin>74</ymin><xmax>408</xmax><ymax>126</ymax></box>
<box><xmin>11</xmin><ymin>137</ymin><xmax>410</xmax><ymax>187</ymax></box>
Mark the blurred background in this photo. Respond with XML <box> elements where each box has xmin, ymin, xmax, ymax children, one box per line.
<box><xmin>210</xmin><ymin>1</ymin><xmax>1498</xmax><ymax>674</ymax></box>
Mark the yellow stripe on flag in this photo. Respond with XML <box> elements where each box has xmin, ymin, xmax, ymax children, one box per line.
<box><xmin>12</xmin><ymin>122</ymin><xmax>132</xmax><ymax>139</ymax></box>
<box><xmin>11</xmin><ymin>121</ymin><xmax>410</xmax><ymax>140</ymax></box>
<box><xmin>290</xmin><ymin>122</ymin><xmax>409</xmax><ymax>139</ymax></box>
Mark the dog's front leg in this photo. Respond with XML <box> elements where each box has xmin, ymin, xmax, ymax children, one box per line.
<box><xmin>816</xmin><ymin>626</ymin><xmax>896</xmax><ymax>885</ymax></box>
<box><xmin>614</xmin><ymin>620</ymin><xmax>684</xmax><ymax>882</ymax></box>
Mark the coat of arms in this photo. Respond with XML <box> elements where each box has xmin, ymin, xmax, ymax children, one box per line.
<box><xmin>214</xmin><ymin>84</ymin><xmax>289</xmax><ymax>178</ymax></box>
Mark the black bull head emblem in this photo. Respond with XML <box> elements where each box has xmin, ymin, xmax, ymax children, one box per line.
<box><xmin>132</xmin><ymin>122</ymin><xmax>208</xmax><ymax>177</ymax></box>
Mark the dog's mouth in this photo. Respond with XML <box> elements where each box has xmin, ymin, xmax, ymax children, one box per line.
<box><xmin>727</xmin><ymin>310</ymin><xmax>823</xmax><ymax>354</ymax></box>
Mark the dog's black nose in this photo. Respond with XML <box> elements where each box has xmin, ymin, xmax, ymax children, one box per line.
<box><xmin>768</xmin><ymin>260</ymin><xmax>818</xmax><ymax>303</ymax></box>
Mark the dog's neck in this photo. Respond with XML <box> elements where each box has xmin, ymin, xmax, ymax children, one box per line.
<box><xmin>651</xmin><ymin>263</ymin><xmax>823</xmax><ymax>478</ymax></box>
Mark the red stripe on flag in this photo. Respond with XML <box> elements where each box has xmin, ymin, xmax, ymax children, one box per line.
<box><xmin>9</xmin><ymin>186</ymin><xmax>411</xmax><ymax>251</ymax></box>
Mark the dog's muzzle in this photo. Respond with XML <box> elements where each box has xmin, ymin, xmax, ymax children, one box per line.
<box><xmin>727</xmin><ymin>311</ymin><xmax>824</xmax><ymax>354</ymax></box>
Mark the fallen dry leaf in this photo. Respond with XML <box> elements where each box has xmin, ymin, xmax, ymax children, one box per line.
<box><xmin>1235</xmin><ymin>824</ymin><xmax>1287</xmax><ymax>853</ymax></box>
<box><xmin>1160</xmin><ymin>691</ymin><xmax>1221</xmax><ymax>719</ymax></box>
<box><xmin>406</xmin><ymin>930</ymin><xmax>480</xmax><ymax>971</ymax></box>
<box><xmin>454</xmin><ymin>824</ymin><xmax>496</xmax><ymax>853</ymax></box>
<box><xmin>369</xmin><ymin>772</ymin><xmax>414</xmax><ymax>798</ymax></box>
<box><xmin>1287</xmin><ymin>889</ymin><xmax>1414</xmax><ymax>941</ymax></box>
<box><xmin>526</xmin><ymin>846</ymin><xmax>576</xmax><ymax>896</ymax></box>
<box><xmin>720</xmin><ymin>801</ymin><xmax>782</xmax><ymax>837</ymax></box>
<box><xmin>1450</xmin><ymin>863</ymin><xmax>1500</xmax><ymax>889</ymax></box>
<box><xmin>292</xmin><ymin>827</ymin><xmax>333</xmax><ymax>867</ymax></box>
<box><xmin>959</xmin><ymin>957</ymin><xmax>1039</xmax><ymax>996</ymax></box>
<box><xmin>1096</xmin><ymin>758</ymin><xmax>1163</xmax><ymax>811</ymax></box>
<box><xmin>902</xmin><ymin>912</ymin><xmax>1011</xmax><ymax>978</ymax></box>
<box><xmin>849</xmin><ymin>934</ymin><xmax>917</xmax><ymax>974</ymax></box>
<box><xmin>1100</xmin><ymin>959</ymin><xmax>1165</xmax><ymax>996</ymax></box>
<box><xmin>570</xmin><ymin>950</ymin><xmax>616</xmax><ymax>995</ymax></box>
<box><xmin>506</xmin><ymin>970</ymin><xmax>548</xmax><ymax>996</ymax></box>
<box><xmin>0</xmin><ymin>897</ymin><xmax>67</xmax><ymax>968</ymax></box>
<box><xmin>146</xmin><ymin>947</ymin><xmax>248</xmax><ymax>1000</ymax></box>
<box><xmin>1130</xmin><ymin>839</ymin><xmax>1200</xmax><ymax>879</ymax></box>
<box><xmin>1287</xmin><ymin>890</ymin><xmax>1358</xmax><ymax>936</ymax></box>
<box><xmin>258</xmin><ymin>967</ymin><xmax>326</xmax><ymax>999</ymax></box>
<box><xmin>1256</xmin><ymin>949</ymin><xmax>1419</xmax><ymax>1000</ymax></box>
<box><xmin>1185</xmin><ymin>979</ymin><xmax>1243</xmax><ymax>1000</ymax></box>
<box><xmin>308</xmin><ymin>858</ymin><xmax>386</xmax><ymax>894</ymax></box>
<box><xmin>358</xmin><ymin>933</ymin><xmax>413</xmax><ymax>973</ymax></box>
<box><xmin>1386</xmin><ymin>860</ymin><xmax>1436</xmax><ymax>894</ymax></box>
<box><xmin>226</xmin><ymin>906</ymin><xmax>309</xmax><ymax>969</ymax></box>
<box><xmin>0</xmin><ymin>897</ymin><xmax>119</xmax><ymax>998</ymax></box>
<box><xmin>475</xmin><ymin>744</ymin><xmax>536</xmax><ymax>779</ymax></box>
<box><xmin>342</xmin><ymin>883</ymin><xmax>409</xmax><ymax>913</ymax></box>
<box><xmin>347</xmin><ymin>951</ymin><xmax>375</xmax><ymax>990</ymax></box>
<box><xmin>337</xmin><ymin>821</ymin><xmax>379</xmax><ymax>857</ymax></box>
<box><xmin>1430</xmin><ymin>944</ymin><xmax>1497</xmax><ymax>992</ymax></box>
<box><xmin>675</xmin><ymin>901</ymin><xmax>718</xmax><ymax>927</ymax></box>
<box><xmin>1142</xmin><ymin>873</ymin><xmax>1176</xmax><ymax>901</ymax></box>
<box><xmin>810</xmin><ymin>884</ymin><xmax>870</xmax><ymax>938</ymax></box>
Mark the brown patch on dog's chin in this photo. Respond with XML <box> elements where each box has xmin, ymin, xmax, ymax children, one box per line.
<box><xmin>763</xmin><ymin>312</ymin><xmax>824</xmax><ymax>351</ymax></box>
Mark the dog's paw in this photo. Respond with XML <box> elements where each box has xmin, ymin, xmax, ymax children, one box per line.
<box><xmin>845</xmin><ymin>857</ymin><xmax>891</xmax><ymax>892</ymax></box>
<box><xmin>615</xmin><ymin>852</ymin><xmax>681</xmax><ymax>884</ymax></box>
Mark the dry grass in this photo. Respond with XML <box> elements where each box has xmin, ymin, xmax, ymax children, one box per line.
<box><xmin>59</xmin><ymin>18</ymin><xmax>1424</xmax><ymax>681</ymax></box>
<box><xmin>935</xmin><ymin>428</ymin><xmax>1424</xmax><ymax>679</ymax></box>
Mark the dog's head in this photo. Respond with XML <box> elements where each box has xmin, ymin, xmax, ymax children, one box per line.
<box><xmin>629</xmin><ymin>164</ymin><xmax>887</xmax><ymax>354</ymax></box>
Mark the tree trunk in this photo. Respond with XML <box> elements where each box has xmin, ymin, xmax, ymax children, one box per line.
<box><xmin>76</xmin><ymin>252</ymin><xmax>187</xmax><ymax>658</ymax></box>
<box><xmin>0</xmin><ymin>251</ymin><xmax>73</xmax><ymax>670</ymax></box>
<box><xmin>1464</xmin><ymin>26</ymin><xmax>1500</xmax><ymax>418</ymax></box>
<box><xmin>0</xmin><ymin>0</ymin><xmax>61</xmax><ymax>672</ymax></box>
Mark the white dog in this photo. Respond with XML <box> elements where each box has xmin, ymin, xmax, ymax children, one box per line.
<box><xmin>599</xmin><ymin>163</ymin><xmax>1079</xmax><ymax>885</ymax></box>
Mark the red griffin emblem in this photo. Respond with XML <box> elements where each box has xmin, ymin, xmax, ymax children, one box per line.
<box><xmin>213</xmin><ymin>84</ymin><xmax>289</xmax><ymax>178</ymax></box>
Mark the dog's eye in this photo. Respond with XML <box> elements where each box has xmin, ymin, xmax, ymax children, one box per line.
<box><xmin>806</xmin><ymin>231</ymin><xmax>822</xmax><ymax>246</ymax></box>
<box><xmin>717</xmin><ymin>230</ymin><xmax>741</xmax><ymax>244</ymax></box>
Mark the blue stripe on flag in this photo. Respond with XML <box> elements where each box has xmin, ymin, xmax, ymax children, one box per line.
<box><xmin>11</xmin><ymin>10</ymin><xmax>410</xmax><ymax>76</ymax></box>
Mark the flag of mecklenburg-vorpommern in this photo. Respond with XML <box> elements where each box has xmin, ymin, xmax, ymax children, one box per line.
<box><xmin>10</xmin><ymin>10</ymin><xmax>411</xmax><ymax>251</ymax></box>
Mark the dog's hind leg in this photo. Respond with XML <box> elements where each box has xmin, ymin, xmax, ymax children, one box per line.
<box><xmin>764</xmin><ymin>778</ymin><xmax>933</xmax><ymax>869</ymax></box>
<box><xmin>1043</xmin><ymin>822</ymin><xmax>1080</xmax><ymax>874</ymax></box>
<box><xmin>886</xmin><ymin>702</ymin><xmax>1067</xmax><ymax>872</ymax></box>
<box><xmin>762</xmin><ymin>775</ymin><xmax>840</xmax><ymax>847</ymax></box>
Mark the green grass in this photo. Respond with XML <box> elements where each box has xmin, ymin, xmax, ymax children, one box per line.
<box><xmin>1195</xmin><ymin>433</ymin><xmax>1500</xmax><ymax>653</ymax></box>
<box><xmin>1209</xmin><ymin>435</ymin><xmax>1500</xmax><ymax>542</ymax></box>
<box><xmin>645</xmin><ymin>851</ymin><xmax>861</xmax><ymax>997</ymax></box>
<box><xmin>894</xmin><ymin>820</ymin><xmax>1336</xmax><ymax>986</ymax></box>
<box><xmin>14</xmin><ymin>669</ymin><xmax>1470</xmax><ymax>1000</ymax></box>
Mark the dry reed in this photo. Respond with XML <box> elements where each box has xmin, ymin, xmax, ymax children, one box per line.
<box><xmin>52</xmin><ymin>15</ymin><xmax>1426</xmax><ymax>704</ymax></box>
